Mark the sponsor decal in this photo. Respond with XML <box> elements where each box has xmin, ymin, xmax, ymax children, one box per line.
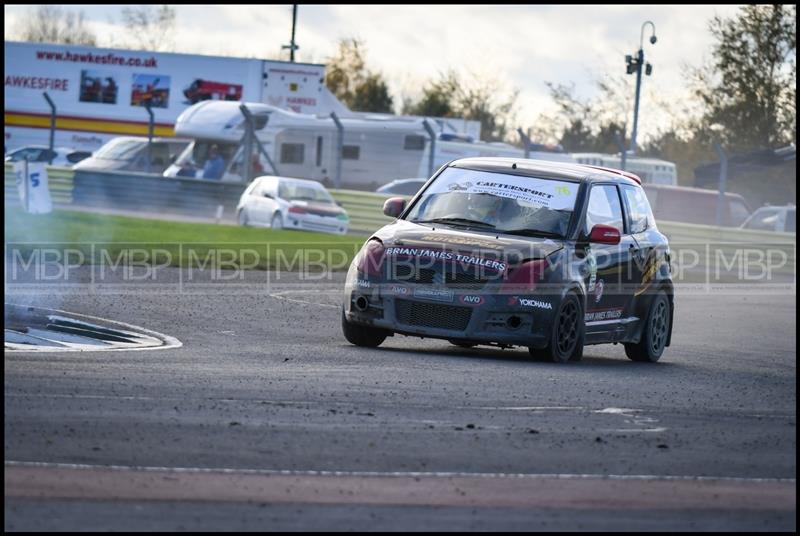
<box><xmin>418</xmin><ymin>234</ymin><xmax>504</xmax><ymax>250</ymax></box>
<box><xmin>508</xmin><ymin>296</ymin><xmax>553</xmax><ymax>310</ymax></box>
<box><xmin>594</xmin><ymin>279</ymin><xmax>605</xmax><ymax>303</ymax></box>
<box><xmin>426</xmin><ymin>170</ymin><xmax>578</xmax><ymax>210</ymax></box>
<box><xmin>412</xmin><ymin>287</ymin><xmax>454</xmax><ymax>302</ymax></box>
<box><xmin>586</xmin><ymin>248</ymin><xmax>598</xmax><ymax>292</ymax></box>
<box><xmin>584</xmin><ymin>308</ymin><xmax>623</xmax><ymax>322</ymax></box>
<box><xmin>356</xmin><ymin>279</ymin><xmax>371</xmax><ymax>289</ymax></box>
<box><xmin>389</xmin><ymin>285</ymin><xmax>409</xmax><ymax>295</ymax></box>
<box><xmin>460</xmin><ymin>295</ymin><xmax>485</xmax><ymax>306</ymax></box>
<box><xmin>385</xmin><ymin>247</ymin><xmax>506</xmax><ymax>271</ymax></box>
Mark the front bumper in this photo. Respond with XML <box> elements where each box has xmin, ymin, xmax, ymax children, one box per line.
<box><xmin>344</xmin><ymin>280</ymin><xmax>559</xmax><ymax>349</ymax></box>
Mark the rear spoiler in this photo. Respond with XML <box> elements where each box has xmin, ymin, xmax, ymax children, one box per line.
<box><xmin>580</xmin><ymin>165</ymin><xmax>643</xmax><ymax>185</ymax></box>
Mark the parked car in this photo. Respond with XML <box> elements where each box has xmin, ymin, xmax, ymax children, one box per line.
<box><xmin>237</xmin><ymin>176</ymin><xmax>349</xmax><ymax>235</ymax></box>
<box><xmin>641</xmin><ymin>184</ymin><xmax>751</xmax><ymax>227</ymax></box>
<box><xmin>5</xmin><ymin>146</ymin><xmax>92</xmax><ymax>168</ymax></box>
<box><xmin>376</xmin><ymin>178</ymin><xmax>428</xmax><ymax>196</ymax></box>
<box><xmin>73</xmin><ymin>136</ymin><xmax>190</xmax><ymax>174</ymax></box>
<box><xmin>343</xmin><ymin>157</ymin><xmax>674</xmax><ymax>363</ymax></box>
<box><xmin>740</xmin><ymin>205</ymin><xmax>796</xmax><ymax>233</ymax></box>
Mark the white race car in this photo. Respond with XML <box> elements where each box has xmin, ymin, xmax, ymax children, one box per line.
<box><xmin>236</xmin><ymin>176</ymin><xmax>349</xmax><ymax>235</ymax></box>
<box><xmin>5</xmin><ymin>145</ymin><xmax>92</xmax><ymax>168</ymax></box>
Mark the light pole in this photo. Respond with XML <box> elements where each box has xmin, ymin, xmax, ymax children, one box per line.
<box><xmin>626</xmin><ymin>20</ymin><xmax>656</xmax><ymax>155</ymax></box>
<box><xmin>282</xmin><ymin>4</ymin><xmax>299</xmax><ymax>62</ymax></box>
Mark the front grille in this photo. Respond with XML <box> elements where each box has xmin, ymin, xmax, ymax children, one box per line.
<box><xmin>395</xmin><ymin>299</ymin><xmax>472</xmax><ymax>331</ymax></box>
<box><xmin>390</xmin><ymin>264</ymin><xmax>494</xmax><ymax>289</ymax></box>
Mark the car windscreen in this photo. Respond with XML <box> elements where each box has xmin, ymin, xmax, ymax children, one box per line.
<box><xmin>93</xmin><ymin>139</ymin><xmax>145</xmax><ymax>161</ymax></box>
<box><xmin>279</xmin><ymin>182</ymin><xmax>334</xmax><ymax>204</ymax></box>
<box><xmin>404</xmin><ymin>167</ymin><xmax>579</xmax><ymax>237</ymax></box>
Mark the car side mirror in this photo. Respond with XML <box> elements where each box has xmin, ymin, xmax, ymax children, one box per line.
<box><xmin>383</xmin><ymin>197</ymin><xmax>407</xmax><ymax>218</ymax></box>
<box><xmin>588</xmin><ymin>224</ymin><xmax>621</xmax><ymax>245</ymax></box>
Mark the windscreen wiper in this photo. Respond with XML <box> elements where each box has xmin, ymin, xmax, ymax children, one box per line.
<box><xmin>413</xmin><ymin>217</ymin><xmax>496</xmax><ymax>229</ymax></box>
<box><xmin>502</xmin><ymin>228</ymin><xmax>563</xmax><ymax>239</ymax></box>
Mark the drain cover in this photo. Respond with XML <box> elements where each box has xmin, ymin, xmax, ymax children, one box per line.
<box><xmin>4</xmin><ymin>303</ymin><xmax>181</xmax><ymax>352</ymax></box>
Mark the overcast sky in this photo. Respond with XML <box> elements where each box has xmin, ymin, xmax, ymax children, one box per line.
<box><xmin>5</xmin><ymin>4</ymin><xmax>744</xmax><ymax>140</ymax></box>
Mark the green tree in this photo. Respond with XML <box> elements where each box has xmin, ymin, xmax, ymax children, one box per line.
<box><xmin>691</xmin><ymin>5</ymin><xmax>796</xmax><ymax>150</ymax></box>
<box><xmin>13</xmin><ymin>5</ymin><xmax>97</xmax><ymax>46</ymax></box>
<box><xmin>531</xmin><ymin>80</ymin><xmax>629</xmax><ymax>153</ymax></box>
<box><xmin>404</xmin><ymin>71</ymin><xmax>518</xmax><ymax>142</ymax></box>
<box><xmin>325</xmin><ymin>38</ymin><xmax>394</xmax><ymax>113</ymax></box>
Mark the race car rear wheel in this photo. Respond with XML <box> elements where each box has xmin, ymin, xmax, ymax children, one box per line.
<box><xmin>528</xmin><ymin>292</ymin><xmax>584</xmax><ymax>363</ymax></box>
<box><xmin>342</xmin><ymin>310</ymin><xmax>388</xmax><ymax>348</ymax></box>
<box><xmin>625</xmin><ymin>291</ymin><xmax>669</xmax><ymax>363</ymax></box>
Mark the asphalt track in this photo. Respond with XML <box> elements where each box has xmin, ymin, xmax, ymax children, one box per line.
<box><xmin>4</xmin><ymin>266</ymin><xmax>797</xmax><ymax>531</ymax></box>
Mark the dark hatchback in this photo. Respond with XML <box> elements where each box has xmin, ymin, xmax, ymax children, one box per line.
<box><xmin>342</xmin><ymin>157</ymin><xmax>674</xmax><ymax>363</ymax></box>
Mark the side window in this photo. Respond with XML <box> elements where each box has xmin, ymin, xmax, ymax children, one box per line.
<box><xmin>403</xmin><ymin>135</ymin><xmax>426</xmax><ymax>150</ymax></box>
<box><xmin>744</xmin><ymin>208</ymin><xmax>781</xmax><ymax>231</ymax></box>
<box><xmin>280</xmin><ymin>143</ymin><xmax>305</xmax><ymax>164</ymax></box>
<box><xmin>621</xmin><ymin>185</ymin><xmax>654</xmax><ymax>234</ymax></box>
<box><xmin>342</xmin><ymin>145</ymin><xmax>360</xmax><ymax>160</ymax></box>
<box><xmin>584</xmin><ymin>184</ymin><xmax>624</xmax><ymax>234</ymax></box>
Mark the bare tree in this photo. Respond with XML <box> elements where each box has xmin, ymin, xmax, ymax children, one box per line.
<box><xmin>13</xmin><ymin>5</ymin><xmax>97</xmax><ymax>46</ymax></box>
<box><xmin>121</xmin><ymin>5</ymin><xmax>176</xmax><ymax>51</ymax></box>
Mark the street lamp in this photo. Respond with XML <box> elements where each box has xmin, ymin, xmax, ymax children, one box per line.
<box><xmin>626</xmin><ymin>20</ymin><xmax>657</xmax><ymax>155</ymax></box>
<box><xmin>282</xmin><ymin>4</ymin><xmax>299</xmax><ymax>62</ymax></box>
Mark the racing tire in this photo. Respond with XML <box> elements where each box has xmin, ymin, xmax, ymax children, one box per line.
<box><xmin>342</xmin><ymin>310</ymin><xmax>388</xmax><ymax>348</ymax></box>
<box><xmin>271</xmin><ymin>212</ymin><xmax>283</xmax><ymax>230</ymax></box>
<box><xmin>237</xmin><ymin>209</ymin><xmax>249</xmax><ymax>226</ymax></box>
<box><xmin>528</xmin><ymin>293</ymin><xmax>584</xmax><ymax>363</ymax></box>
<box><xmin>625</xmin><ymin>291</ymin><xmax>670</xmax><ymax>363</ymax></box>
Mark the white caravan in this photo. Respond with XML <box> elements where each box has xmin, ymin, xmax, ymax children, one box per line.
<box><xmin>571</xmin><ymin>152</ymin><xmax>677</xmax><ymax>185</ymax></box>
<box><xmin>164</xmin><ymin>100</ymin><xmax>575</xmax><ymax>190</ymax></box>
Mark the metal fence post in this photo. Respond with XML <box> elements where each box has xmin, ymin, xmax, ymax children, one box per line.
<box><xmin>615</xmin><ymin>131</ymin><xmax>627</xmax><ymax>171</ymax></box>
<box><xmin>422</xmin><ymin>119</ymin><xmax>436</xmax><ymax>177</ymax></box>
<box><xmin>239</xmin><ymin>104</ymin><xmax>280</xmax><ymax>177</ymax></box>
<box><xmin>714</xmin><ymin>143</ymin><xmax>728</xmax><ymax>227</ymax></box>
<box><xmin>23</xmin><ymin>156</ymin><xmax>30</xmax><ymax>213</ymax></box>
<box><xmin>43</xmin><ymin>92</ymin><xmax>56</xmax><ymax>164</ymax></box>
<box><xmin>517</xmin><ymin>127</ymin><xmax>531</xmax><ymax>159</ymax></box>
<box><xmin>330</xmin><ymin>112</ymin><xmax>344</xmax><ymax>189</ymax></box>
<box><xmin>144</xmin><ymin>102</ymin><xmax>154</xmax><ymax>174</ymax></box>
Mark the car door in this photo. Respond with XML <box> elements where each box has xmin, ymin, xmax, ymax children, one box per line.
<box><xmin>582</xmin><ymin>183</ymin><xmax>632</xmax><ymax>326</ymax></box>
<box><xmin>250</xmin><ymin>178</ymin><xmax>278</xmax><ymax>223</ymax></box>
<box><xmin>619</xmin><ymin>184</ymin><xmax>656</xmax><ymax>316</ymax></box>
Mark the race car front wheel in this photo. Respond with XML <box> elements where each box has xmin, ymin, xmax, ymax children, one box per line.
<box><xmin>271</xmin><ymin>212</ymin><xmax>283</xmax><ymax>230</ymax></box>
<box><xmin>237</xmin><ymin>209</ymin><xmax>249</xmax><ymax>226</ymax></box>
<box><xmin>528</xmin><ymin>292</ymin><xmax>584</xmax><ymax>363</ymax></box>
<box><xmin>625</xmin><ymin>291</ymin><xmax>670</xmax><ymax>363</ymax></box>
<box><xmin>342</xmin><ymin>310</ymin><xmax>388</xmax><ymax>348</ymax></box>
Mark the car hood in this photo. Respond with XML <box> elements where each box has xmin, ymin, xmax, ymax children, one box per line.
<box><xmin>372</xmin><ymin>219</ymin><xmax>563</xmax><ymax>267</ymax></box>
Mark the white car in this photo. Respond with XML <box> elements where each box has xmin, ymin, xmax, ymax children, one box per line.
<box><xmin>236</xmin><ymin>176</ymin><xmax>349</xmax><ymax>235</ymax></box>
<box><xmin>5</xmin><ymin>145</ymin><xmax>92</xmax><ymax>168</ymax></box>
<box><xmin>740</xmin><ymin>204</ymin><xmax>796</xmax><ymax>233</ymax></box>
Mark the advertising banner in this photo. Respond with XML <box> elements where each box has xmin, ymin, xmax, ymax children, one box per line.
<box><xmin>4</xmin><ymin>41</ymin><xmax>326</xmax><ymax>151</ymax></box>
